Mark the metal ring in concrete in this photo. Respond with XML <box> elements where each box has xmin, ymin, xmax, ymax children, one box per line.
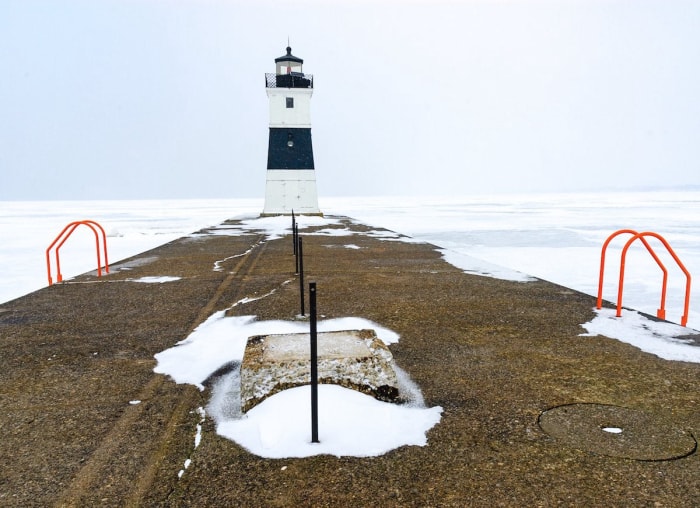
<box><xmin>538</xmin><ymin>403</ymin><xmax>697</xmax><ymax>461</ymax></box>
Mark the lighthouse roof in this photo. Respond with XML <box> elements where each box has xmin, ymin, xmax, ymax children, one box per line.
<box><xmin>275</xmin><ymin>46</ymin><xmax>303</xmax><ymax>65</ymax></box>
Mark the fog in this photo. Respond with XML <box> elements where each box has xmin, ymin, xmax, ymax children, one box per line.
<box><xmin>2</xmin><ymin>0</ymin><xmax>699</xmax><ymax>200</ymax></box>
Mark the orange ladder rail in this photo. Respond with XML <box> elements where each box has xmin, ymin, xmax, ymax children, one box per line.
<box><xmin>55</xmin><ymin>221</ymin><xmax>103</xmax><ymax>283</ymax></box>
<box><xmin>597</xmin><ymin>229</ymin><xmax>692</xmax><ymax>326</ymax></box>
<box><xmin>618</xmin><ymin>232</ymin><xmax>691</xmax><ymax>327</ymax></box>
<box><xmin>46</xmin><ymin>220</ymin><xmax>110</xmax><ymax>285</ymax></box>
<box><xmin>597</xmin><ymin>229</ymin><xmax>669</xmax><ymax>319</ymax></box>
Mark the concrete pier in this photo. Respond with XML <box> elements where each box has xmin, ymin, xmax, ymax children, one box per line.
<box><xmin>1</xmin><ymin>216</ymin><xmax>699</xmax><ymax>506</ymax></box>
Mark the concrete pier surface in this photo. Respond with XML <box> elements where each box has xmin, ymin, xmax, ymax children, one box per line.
<box><xmin>1</xmin><ymin>216</ymin><xmax>698</xmax><ymax>506</ymax></box>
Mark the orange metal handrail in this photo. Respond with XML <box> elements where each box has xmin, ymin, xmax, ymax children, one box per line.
<box><xmin>46</xmin><ymin>220</ymin><xmax>109</xmax><ymax>285</ymax></box>
<box><xmin>597</xmin><ymin>229</ymin><xmax>669</xmax><ymax>319</ymax></box>
<box><xmin>618</xmin><ymin>232</ymin><xmax>691</xmax><ymax>326</ymax></box>
<box><xmin>55</xmin><ymin>222</ymin><xmax>101</xmax><ymax>283</ymax></box>
<box><xmin>597</xmin><ymin>229</ymin><xmax>692</xmax><ymax>327</ymax></box>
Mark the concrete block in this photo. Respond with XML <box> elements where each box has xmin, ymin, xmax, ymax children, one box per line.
<box><xmin>240</xmin><ymin>329</ymin><xmax>400</xmax><ymax>413</ymax></box>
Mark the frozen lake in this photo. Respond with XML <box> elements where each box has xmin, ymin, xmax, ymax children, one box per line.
<box><xmin>1</xmin><ymin>191</ymin><xmax>698</xmax><ymax>329</ymax></box>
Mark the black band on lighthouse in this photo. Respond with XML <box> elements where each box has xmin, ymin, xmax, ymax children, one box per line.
<box><xmin>267</xmin><ymin>128</ymin><xmax>315</xmax><ymax>170</ymax></box>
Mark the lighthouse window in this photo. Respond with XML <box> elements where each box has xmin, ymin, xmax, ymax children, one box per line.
<box><xmin>286</xmin><ymin>97</ymin><xmax>294</xmax><ymax>108</ymax></box>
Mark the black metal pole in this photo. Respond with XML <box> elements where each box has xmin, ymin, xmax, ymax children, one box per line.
<box><xmin>292</xmin><ymin>212</ymin><xmax>297</xmax><ymax>256</ymax></box>
<box><xmin>309</xmin><ymin>281</ymin><xmax>319</xmax><ymax>443</ymax></box>
<box><xmin>298</xmin><ymin>237</ymin><xmax>305</xmax><ymax>316</ymax></box>
<box><xmin>294</xmin><ymin>223</ymin><xmax>299</xmax><ymax>273</ymax></box>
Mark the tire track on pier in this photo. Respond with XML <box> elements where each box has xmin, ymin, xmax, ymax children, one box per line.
<box><xmin>56</xmin><ymin>235</ymin><xmax>269</xmax><ymax>507</ymax></box>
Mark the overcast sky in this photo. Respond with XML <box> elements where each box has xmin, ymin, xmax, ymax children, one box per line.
<box><xmin>1</xmin><ymin>0</ymin><xmax>699</xmax><ymax>201</ymax></box>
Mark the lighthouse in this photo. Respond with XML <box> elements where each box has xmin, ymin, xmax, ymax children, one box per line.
<box><xmin>261</xmin><ymin>46</ymin><xmax>321</xmax><ymax>216</ymax></box>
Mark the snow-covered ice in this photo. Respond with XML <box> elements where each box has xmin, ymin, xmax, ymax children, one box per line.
<box><xmin>4</xmin><ymin>192</ymin><xmax>699</xmax><ymax>329</ymax></box>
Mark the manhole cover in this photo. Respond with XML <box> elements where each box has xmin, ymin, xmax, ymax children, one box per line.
<box><xmin>538</xmin><ymin>403</ymin><xmax>697</xmax><ymax>461</ymax></box>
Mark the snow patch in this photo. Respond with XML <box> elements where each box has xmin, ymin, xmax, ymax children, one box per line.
<box><xmin>580</xmin><ymin>308</ymin><xmax>700</xmax><ymax>363</ymax></box>
<box><xmin>154</xmin><ymin>315</ymin><xmax>402</xmax><ymax>390</ymax></box>
<box><xmin>131</xmin><ymin>276</ymin><xmax>181</xmax><ymax>283</ymax></box>
<box><xmin>214</xmin><ymin>384</ymin><xmax>442</xmax><ymax>458</ymax></box>
<box><xmin>155</xmin><ymin>312</ymin><xmax>440</xmax><ymax>458</ymax></box>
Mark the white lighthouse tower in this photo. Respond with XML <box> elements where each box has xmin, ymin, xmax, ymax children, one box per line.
<box><xmin>262</xmin><ymin>46</ymin><xmax>321</xmax><ymax>216</ymax></box>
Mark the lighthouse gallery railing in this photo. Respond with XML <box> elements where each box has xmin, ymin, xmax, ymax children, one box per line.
<box><xmin>265</xmin><ymin>73</ymin><xmax>313</xmax><ymax>88</ymax></box>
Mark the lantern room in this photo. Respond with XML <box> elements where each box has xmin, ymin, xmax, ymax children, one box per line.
<box><xmin>267</xmin><ymin>46</ymin><xmax>313</xmax><ymax>90</ymax></box>
<box><xmin>275</xmin><ymin>46</ymin><xmax>303</xmax><ymax>75</ymax></box>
